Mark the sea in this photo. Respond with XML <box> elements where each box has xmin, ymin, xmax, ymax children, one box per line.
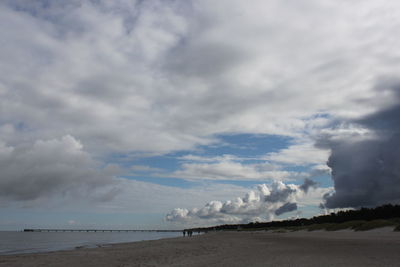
<box><xmin>0</xmin><ymin>231</ymin><xmax>183</xmax><ymax>255</ymax></box>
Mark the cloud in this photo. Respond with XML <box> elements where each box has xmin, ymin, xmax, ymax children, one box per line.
<box><xmin>1</xmin><ymin>0</ymin><xmax>400</xmax><ymax>223</ymax></box>
<box><xmin>319</xmin><ymin>83</ymin><xmax>400</xmax><ymax>208</ymax></box>
<box><xmin>0</xmin><ymin>135</ymin><xmax>118</xmax><ymax>201</ymax></box>
<box><xmin>168</xmin><ymin>149</ymin><xmax>330</xmax><ymax>182</ymax></box>
<box><xmin>165</xmin><ymin>179</ymin><xmax>323</xmax><ymax>225</ymax></box>
<box><xmin>275</xmin><ymin>202</ymin><xmax>297</xmax><ymax>216</ymax></box>
<box><xmin>1</xmin><ymin>177</ymin><xmax>260</xmax><ymax>229</ymax></box>
<box><xmin>171</xmin><ymin>160</ymin><xmax>307</xmax><ymax>181</ymax></box>
<box><xmin>299</xmin><ymin>178</ymin><xmax>318</xmax><ymax>193</ymax></box>
<box><xmin>2</xmin><ymin>0</ymin><xmax>400</xmax><ymax>158</ymax></box>
<box><xmin>17</xmin><ymin>178</ymin><xmax>251</xmax><ymax>216</ymax></box>
<box><xmin>263</xmin><ymin>143</ymin><xmax>329</xmax><ymax>166</ymax></box>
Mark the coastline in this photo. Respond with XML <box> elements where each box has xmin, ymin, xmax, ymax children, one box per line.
<box><xmin>1</xmin><ymin>228</ymin><xmax>399</xmax><ymax>267</ymax></box>
<box><xmin>0</xmin><ymin>231</ymin><xmax>183</xmax><ymax>256</ymax></box>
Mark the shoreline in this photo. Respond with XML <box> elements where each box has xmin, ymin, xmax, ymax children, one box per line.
<box><xmin>0</xmin><ymin>231</ymin><xmax>184</xmax><ymax>256</ymax></box>
<box><xmin>1</xmin><ymin>228</ymin><xmax>400</xmax><ymax>266</ymax></box>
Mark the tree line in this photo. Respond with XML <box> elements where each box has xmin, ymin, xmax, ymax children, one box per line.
<box><xmin>189</xmin><ymin>204</ymin><xmax>400</xmax><ymax>232</ymax></box>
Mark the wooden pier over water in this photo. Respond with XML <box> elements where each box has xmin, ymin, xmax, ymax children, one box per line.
<box><xmin>24</xmin><ymin>229</ymin><xmax>181</xmax><ymax>233</ymax></box>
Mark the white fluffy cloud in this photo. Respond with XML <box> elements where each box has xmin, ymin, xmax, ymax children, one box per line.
<box><xmin>166</xmin><ymin>180</ymin><xmax>330</xmax><ymax>226</ymax></box>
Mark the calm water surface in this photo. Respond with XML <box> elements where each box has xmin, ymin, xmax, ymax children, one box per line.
<box><xmin>0</xmin><ymin>231</ymin><xmax>182</xmax><ymax>255</ymax></box>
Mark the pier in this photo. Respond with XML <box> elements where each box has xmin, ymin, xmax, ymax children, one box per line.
<box><xmin>23</xmin><ymin>229</ymin><xmax>181</xmax><ymax>233</ymax></box>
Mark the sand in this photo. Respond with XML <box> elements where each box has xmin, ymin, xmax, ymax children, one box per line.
<box><xmin>1</xmin><ymin>228</ymin><xmax>400</xmax><ymax>267</ymax></box>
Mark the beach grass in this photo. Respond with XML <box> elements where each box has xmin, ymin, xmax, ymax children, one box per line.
<box><xmin>394</xmin><ymin>224</ymin><xmax>400</xmax><ymax>231</ymax></box>
<box><xmin>353</xmin><ymin>219</ymin><xmax>396</xmax><ymax>231</ymax></box>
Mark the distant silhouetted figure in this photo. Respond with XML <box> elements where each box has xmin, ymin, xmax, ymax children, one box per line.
<box><xmin>183</xmin><ymin>230</ymin><xmax>186</xmax><ymax>237</ymax></box>
<box><xmin>189</xmin><ymin>230</ymin><xmax>193</xmax><ymax>237</ymax></box>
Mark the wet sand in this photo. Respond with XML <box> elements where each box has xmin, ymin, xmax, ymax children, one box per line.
<box><xmin>1</xmin><ymin>228</ymin><xmax>400</xmax><ymax>267</ymax></box>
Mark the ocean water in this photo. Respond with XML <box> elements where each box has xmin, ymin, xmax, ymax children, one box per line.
<box><xmin>0</xmin><ymin>231</ymin><xmax>183</xmax><ymax>255</ymax></box>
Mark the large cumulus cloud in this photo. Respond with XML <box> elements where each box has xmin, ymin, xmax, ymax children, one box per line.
<box><xmin>165</xmin><ymin>179</ymin><xmax>319</xmax><ymax>225</ymax></box>
<box><xmin>320</xmin><ymin>83</ymin><xmax>400</xmax><ymax>208</ymax></box>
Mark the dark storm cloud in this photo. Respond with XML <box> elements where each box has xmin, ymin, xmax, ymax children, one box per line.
<box><xmin>320</xmin><ymin>84</ymin><xmax>400</xmax><ymax>208</ymax></box>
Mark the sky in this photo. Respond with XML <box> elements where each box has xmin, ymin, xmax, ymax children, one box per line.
<box><xmin>1</xmin><ymin>0</ymin><xmax>400</xmax><ymax>230</ymax></box>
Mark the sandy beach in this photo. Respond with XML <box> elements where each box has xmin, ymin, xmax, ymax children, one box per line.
<box><xmin>1</xmin><ymin>228</ymin><xmax>399</xmax><ymax>267</ymax></box>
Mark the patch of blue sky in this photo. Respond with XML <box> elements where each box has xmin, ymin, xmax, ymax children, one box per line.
<box><xmin>130</xmin><ymin>153</ymin><xmax>184</xmax><ymax>172</ymax></box>
<box><xmin>104</xmin><ymin>152</ymin><xmax>182</xmax><ymax>173</ymax></box>
<box><xmin>197</xmin><ymin>133</ymin><xmax>293</xmax><ymax>158</ymax></box>
<box><xmin>211</xmin><ymin>180</ymin><xmax>268</xmax><ymax>188</ymax></box>
<box><xmin>110</xmin><ymin>134</ymin><xmax>293</xmax><ymax>172</ymax></box>
<box><xmin>122</xmin><ymin>175</ymin><xmax>197</xmax><ymax>189</ymax></box>
<box><xmin>108</xmin><ymin>133</ymin><xmax>326</xmax><ymax>189</ymax></box>
<box><xmin>108</xmin><ymin>134</ymin><xmax>299</xmax><ymax>189</ymax></box>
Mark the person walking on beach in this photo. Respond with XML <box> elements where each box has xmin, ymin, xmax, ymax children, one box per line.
<box><xmin>183</xmin><ymin>230</ymin><xmax>186</xmax><ymax>237</ymax></box>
